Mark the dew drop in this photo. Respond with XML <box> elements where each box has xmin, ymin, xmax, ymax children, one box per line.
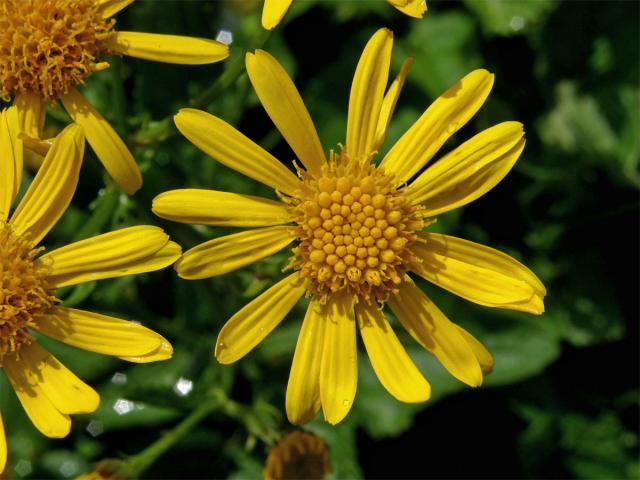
<box><xmin>447</xmin><ymin>122</ymin><xmax>458</xmax><ymax>134</ymax></box>
<box><xmin>343</xmin><ymin>399</ymin><xmax>350</xmax><ymax>406</ymax></box>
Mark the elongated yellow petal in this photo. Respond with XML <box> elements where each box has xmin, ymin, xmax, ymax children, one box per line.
<box><xmin>4</xmin><ymin>349</ymin><xmax>72</xmax><ymax>437</ymax></box>
<box><xmin>387</xmin><ymin>0</ymin><xmax>427</xmax><ymax>18</ymax></box>
<box><xmin>176</xmin><ymin>226</ymin><xmax>294</xmax><ymax>279</ymax></box>
<box><xmin>374</xmin><ymin>57</ymin><xmax>413</xmax><ymax>152</ymax></box>
<box><xmin>410</xmin><ymin>233</ymin><xmax>546</xmax><ymax>314</ymax></box>
<box><xmin>286</xmin><ymin>301</ymin><xmax>325</xmax><ymax>425</ymax></box>
<box><xmin>0</xmin><ymin>107</ymin><xmax>21</xmax><ymax>220</ymax></box>
<box><xmin>61</xmin><ymin>88</ymin><xmax>141</xmax><ymax>194</ymax></box>
<box><xmin>388</xmin><ymin>281</ymin><xmax>483</xmax><ymax>387</ymax></box>
<box><xmin>319</xmin><ymin>295</ymin><xmax>357</xmax><ymax>425</ymax></box>
<box><xmin>98</xmin><ymin>0</ymin><xmax>135</xmax><ymax>18</ymax></box>
<box><xmin>407</xmin><ymin>122</ymin><xmax>525</xmax><ymax>216</ymax></box>
<box><xmin>0</xmin><ymin>413</ymin><xmax>6</xmax><ymax>473</ymax></box>
<box><xmin>357</xmin><ymin>302</ymin><xmax>430</xmax><ymax>403</ymax></box>
<box><xmin>153</xmin><ymin>189</ymin><xmax>291</xmax><ymax>227</ymax></box>
<box><xmin>215</xmin><ymin>273</ymin><xmax>304</xmax><ymax>364</ymax></box>
<box><xmin>381</xmin><ymin>69</ymin><xmax>494</xmax><ymax>184</ymax></box>
<box><xmin>35</xmin><ymin>307</ymin><xmax>167</xmax><ymax>358</ymax></box>
<box><xmin>42</xmin><ymin>226</ymin><xmax>180</xmax><ymax>288</ymax></box>
<box><xmin>246</xmin><ymin>50</ymin><xmax>325</xmax><ymax>175</ymax></box>
<box><xmin>15</xmin><ymin>92</ymin><xmax>46</xmax><ymax>169</ymax></box>
<box><xmin>10</xmin><ymin>124</ymin><xmax>84</xmax><ymax>246</ymax></box>
<box><xmin>455</xmin><ymin>325</ymin><xmax>493</xmax><ymax>374</ymax></box>
<box><xmin>16</xmin><ymin>342</ymin><xmax>99</xmax><ymax>415</ymax></box>
<box><xmin>346</xmin><ymin>28</ymin><xmax>393</xmax><ymax>160</ymax></box>
<box><xmin>120</xmin><ymin>339</ymin><xmax>173</xmax><ymax>363</ymax></box>
<box><xmin>107</xmin><ymin>32</ymin><xmax>229</xmax><ymax>65</ymax></box>
<box><xmin>174</xmin><ymin>109</ymin><xmax>300</xmax><ymax>195</ymax></box>
<box><xmin>262</xmin><ymin>0</ymin><xmax>293</xmax><ymax>29</ymax></box>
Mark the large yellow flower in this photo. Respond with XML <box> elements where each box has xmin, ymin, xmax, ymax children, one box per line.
<box><xmin>0</xmin><ymin>0</ymin><xmax>229</xmax><ymax>194</ymax></box>
<box><xmin>262</xmin><ymin>0</ymin><xmax>427</xmax><ymax>30</ymax></box>
<box><xmin>153</xmin><ymin>28</ymin><xmax>546</xmax><ymax>425</ymax></box>
<box><xmin>0</xmin><ymin>107</ymin><xmax>181</xmax><ymax>471</ymax></box>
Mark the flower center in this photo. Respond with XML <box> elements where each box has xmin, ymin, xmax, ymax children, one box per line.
<box><xmin>0</xmin><ymin>223</ymin><xmax>55</xmax><ymax>363</ymax></box>
<box><xmin>0</xmin><ymin>0</ymin><xmax>115</xmax><ymax>102</ymax></box>
<box><xmin>288</xmin><ymin>152</ymin><xmax>424</xmax><ymax>304</ymax></box>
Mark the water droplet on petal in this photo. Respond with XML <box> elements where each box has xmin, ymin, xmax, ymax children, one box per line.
<box><xmin>343</xmin><ymin>399</ymin><xmax>350</xmax><ymax>406</ymax></box>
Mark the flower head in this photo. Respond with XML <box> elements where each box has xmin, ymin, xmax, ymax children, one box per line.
<box><xmin>263</xmin><ymin>431</ymin><xmax>331</xmax><ymax>480</ymax></box>
<box><xmin>262</xmin><ymin>0</ymin><xmax>427</xmax><ymax>30</ymax></box>
<box><xmin>153</xmin><ymin>28</ymin><xmax>546</xmax><ymax>425</ymax></box>
<box><xmin>0</xmin><ymin>107</ymin><xmax>181</xmax><ymax>472</ymax></box>
<box><xmin>3</xmin><ymin>0</ymin><xmax>229</xmax><ymax>194</ymax></box>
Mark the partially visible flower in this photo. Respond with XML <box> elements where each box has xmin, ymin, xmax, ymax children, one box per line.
<box><xmin>0</xmin><ymin>0</ymin><xmax>229</xmax><ymax>194</ymax></box>
<box><xmin>0</xmin><ymin>107</ymin><xmax>181</xmax><ymax>472</ymax></box>
<box><xmin>261</xmin><ymin>0</ymin><xmax>426</xmax><ymax>30</ymax></box>
<box><xmin>264</xmin><ymin>431</ymin><xmax>331</xmax><ymax>480</ymax></box>
<box><xmin>153</xmin><ymin>29</ymin><xmax>545</xmax><ymax>425</ymax></box>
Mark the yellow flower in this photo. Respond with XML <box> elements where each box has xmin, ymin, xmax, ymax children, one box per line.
<box><xmin>153</xmin><ymin>28</ymin><xmax>546</xmax><ymax>425</ymax></box>
<box><xmin>1</xmin><ymin>0</ymin><xmax>229</xmax><ymax>194</ymax></box>
<box><xmin>262</xmin><ymin>0</ymin><xmax>427</xmax><ymax>30</ymax></box>
<box><xmin>263</xmin><ymin>431</ymin><xmax>331</xmax><ymax>480</ymax></box>
<box><xmin>0</xmin><ymin>107</ymin><xmax>182</xmax><ymax>472</ymax></box>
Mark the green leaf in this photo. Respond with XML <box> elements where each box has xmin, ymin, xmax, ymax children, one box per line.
<box><xmin>464</xmin><ymin>0</ymin><xmax>557</xmax><ymax>36</ymax></box>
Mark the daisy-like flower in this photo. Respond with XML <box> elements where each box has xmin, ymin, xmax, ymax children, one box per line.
<box><xmin>264</xmin><ymin>431</ymin><xmax>331</xmax><ymax>480</ymax></box>
<box><xmin>0</xmin><ymin>107</ymin><xmax>181</xmax><ymax>471</ymax></box>
<box><xmin>0</xmin><ymin>0</ymin><xmax>229</xmax><ymax>194</ymax></box>
<box><xmin>153</xmin><ymin>28</ymin><xmax>546</xmax><ymax>425</ymax></box>
<box><xmin>262</xmin><ymin>0</ymin><xmax>426</xmax><ymax>30</ymax></box>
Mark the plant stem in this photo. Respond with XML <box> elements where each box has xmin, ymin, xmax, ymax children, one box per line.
<box><xmin>126</xmin><ymin>397</ymin><xmax>220</xmax><ymax>477</ymax></box>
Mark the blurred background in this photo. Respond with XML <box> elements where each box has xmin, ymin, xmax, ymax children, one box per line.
<box><xmin>2</xmin><ymin>0</ymin><xmax>638</xmax><ymax>478</ymax></box>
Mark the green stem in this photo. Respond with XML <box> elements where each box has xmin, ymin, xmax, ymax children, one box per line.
<box><xmin>126</xmin><ymin>397</ymin><xmax>220</xmax><ymax>477</ymax></box>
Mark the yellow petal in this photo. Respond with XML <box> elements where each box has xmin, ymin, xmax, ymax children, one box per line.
<box><xmin>373</xmin><ymin>57</ymin><xmax>413</xmax><ymax>152</ymax></box>
<box><xmin>14</xmin><ymin>92</ymin><xmax>46</xmax><ymax>170</ymax></box>
<box><xmin>262</xmin><ymin>0</ymin><xmax>293</xmax><ymax>29</ymax></box>
<box><xmin>357</xmin><ymin>301</ymin><xmax>430</xmax><ymax>403</ymax></box>
<box><xmin>387</xmin><ymin>0</ymin><xmax>427</xmax><ymax>18</ymax></box>
<box><xmin>346</xmin><ymin>28</ymin><xmax>393</xmax><ymax>161</ymax></box>
<box><xmin>35</xmin><ymin>307</ymin><xmax>167</xmax><ymax>358</ymax></box>
<box><xmin>455</xmin><ymin>325</ymin><xmax>493</xmax><ymax>374</ymax></box>
<box><xmin>407</xmin><ymin>122</ymin><xmax>525</xmax><ymax>216</ymax></box>
<box><xmin>319</xmin><ymin>295</ymin><xmax>357</xmax><ymax>425</ymax></box>
<box><xmin>381</xmin><ymin>69</ymin><xmax>494</xmax><ymax>184</ymax></box>
<box><xmin>15</xmin><ymin>342</ymin><xmax>99</xmax><ymax>415</ymax></box>
<box><xmin>98</xmin><ymin>0</ymin><xmax>136</xmax><ymax>18</ymax></box>
<box><xmin>388</xmin><ymin>281</ymin><xmax>483</xmax><ymax>387</ymax></box>
<box><xmin>174</xmin><ymin>109</ymin><xmax>300</xmax><ymax>195</ymax></box>
<box><xmin>176</xmin><ymin>226</ymin><xmax>294</xmax><ymax>279</ymax></box>
<box><xmin>215</xmin><ymin>273</ymin><xmax>304</xmax><ymax>364</ymax></box>
<box><xmin>153</xmin><ymin>189</ymin><xmax>291</xmax><ymax>227</ymax></box>
<box><xmin>0</xmin><ymin>107</ymin><xmax>22</xmax><ymax>220</ymax></box>
<box><xmin>61</xmin><ymin>88</ymin><xmax>141</xmax><ymax>194</ymax></box>
<box><xmin>9</xmin><ymin>124</ymin><xmax>84</xmax><ymax>246</ymax></box>
<box><xmin>119</xmin><ymin>338</ymin><xmax>173</xmax><ymax>363</ymax></box>
<box><xmin>246</xmin><ymin>50</ymin><xmax>325</xmax><ymax>175</ymax></box>
<box><xmin>286</xmin><ymin>301</ymin><xmax>325</xmax><ymax>425</ymax></box>
<box><xmin>0</xmin><ymin>413</ymin><xmax>6</xmax><ymax>473</ymax></box>
<box><xmin>106</xmin><ymin>32</ymin><xmax>229</xmax><ymax>65</ymax></box>
<box><xmin>410</xmin><ymin>233</ymin><xmax>545</xmax><ymax>314</ymax></box>
<box><xmin>4</xmin><ymin>348</ymin><xmax>72</xmax><ymax>437</ymax></box>
<box><xmin>42</xmin><ymin>226</ymin><xmax>180</xmax><ymax>288</ymax></box>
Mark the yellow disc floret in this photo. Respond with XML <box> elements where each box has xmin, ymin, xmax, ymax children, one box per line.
<box><xmin>0</xmin><ymin>223</ymin><xmax>55</xmax><ymax>363</ymax></box>
<box><xmin>0</xmin><ymin>0</ymin><xmax>115</xmax><ymax>102</ymax></box>
<box><xmin>288</xmin><ymin>151</ymin><xmax>424</xmax><ymax>304</ymax></box>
